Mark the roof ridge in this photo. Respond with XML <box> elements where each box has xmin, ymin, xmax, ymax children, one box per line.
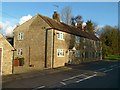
<box><xmin>0</xmin><ymin>34</ymin><xmax>14</xmax><ymax>50</ymax></box>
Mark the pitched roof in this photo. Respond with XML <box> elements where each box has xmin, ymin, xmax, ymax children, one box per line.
<box><xmin>0</xmin><ymin>33</ymin><xmax>14</xmax><ymax>50</ymax></box>
<box><xmin>14</xmin><ymin>14</ymin><xmax>99</xmax><ymax>41</ymax></box>
<box><xmin>38</xmin><ymin>14</ymin><xmax>99</xmax><ymax>41</ymax></box>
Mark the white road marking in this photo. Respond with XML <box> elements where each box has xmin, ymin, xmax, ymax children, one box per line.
<box><xmin>94</xmin><ymin>72</ymin><xmax>97</xmax><ymax>74</ymax></box>
<box><xmin>60</xmin><ymin>82</ymin><xmax>66</xmax><ymax>85</ymax></box>
<box><xmin>103</xmin><ymin>69</ymin><xmax>113</xmax><ymax>73</ymax></box>
<box><xmin>82</xmin><ymin>74</ymin><xmax>88</xmax><ymax>77</ymax></box>
<box><xmin>76</xmin><ymin>74</ymin><xmax>97</xmax><ymax>83</ymax></box>
<box><xmin>62</xmin><ymin>73</ymin><xmax>87</xmax><ymax>81</ymax></box>
<box><xmin>110</xmin><ymin>65</ymin><xmax>118</xmax><ymax>68</ymax></box>
<box><xmin>98</xmin><ymin>68</ymin><xmax>106</xmax><ymax>71</ymax></box>
<box><xmin>32</xmin><ymin>86</ymin><xmax>45</xmax><ymax>90</ymax></box>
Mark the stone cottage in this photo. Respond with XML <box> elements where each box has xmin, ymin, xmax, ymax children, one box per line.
<box><xmin>13</xmin><ymin>12</ymin><xmax>102</xmax><ymax>71</ymax></box>
<box><xmin>0</xmin><ymin>34</ymin><xmax>14</xmax><ymax>75</ymax></box>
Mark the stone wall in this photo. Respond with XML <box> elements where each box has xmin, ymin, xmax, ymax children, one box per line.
<box><xmin>14</xmin><ymin>15</ymin><xmax>52</xmax><ymax>71</ymax></box>
<box><xmin>0</xmin><ymin>34</ymin><xmax>13</xmax><ymax>75</ymax></box>
<box><xmin>14</xmin><ymin>14</ymin><xmax>102</xmax><ymax>73</ymax></box>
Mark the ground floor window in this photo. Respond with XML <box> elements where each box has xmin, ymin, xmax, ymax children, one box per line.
<box><xmin>17</xmin><ymin>48</ymin><xmax>23</xmax><ymax>56</ymax></box>
<box><xmin>75</xmin><ymin>50</ymin><xmax>80</xmax><ymax>57</ymax></box>
<box><xmin>57</xmin><ymin>49</ymin><xmax>64</xmax><ymax>57</ymax></box>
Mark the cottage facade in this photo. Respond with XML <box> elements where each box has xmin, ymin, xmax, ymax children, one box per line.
<box><xmin>0</xmin><ymin>34</ymin><xmax>14</xmax><ymax>75</ymax></box>
<box><xmin>13</xmin><ymin>12</ymin><xmax>102</xmax><ymax>71</ymax></box>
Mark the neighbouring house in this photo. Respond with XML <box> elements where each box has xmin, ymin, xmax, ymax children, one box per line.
<box><xmin>6</xmin><ymin>36</ymin><xmax>14</xmax><ymax>46</ymax></box>
<box><xmin>13</xmin><ymin>11</ymin><xmax>102</xmax><ymax>71</ymax></box>
<box><xmin>0</xmin><ymin>33</ymin><xmax>14</xmax><ymax>75</ymax></box>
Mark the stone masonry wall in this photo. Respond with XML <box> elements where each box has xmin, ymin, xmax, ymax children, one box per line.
<box><xmin>0</xmin><ymin>34</ymin><xmax>13</xmax><ymax>75</ymax></box>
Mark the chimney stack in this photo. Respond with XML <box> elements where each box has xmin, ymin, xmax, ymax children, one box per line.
<box><xmin>76</xmin><ymin>23</ymin><xmax>82</xmax><ymax>30</ymax></box>
<box><xmin>52</xmin><ymin>11</ymin><xmax>60</xmax><ymax>22</ymax></box>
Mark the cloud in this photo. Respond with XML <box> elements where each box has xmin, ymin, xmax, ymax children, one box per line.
<box><xmin>0</xmin><ymin>22</ymin><xmax>2</xmax><ymax>30</ymax></box>
<box><xmin>19</xmin><ymin>14</ymin><xmax>32</xmax><ymax>25</ymax></box>
<box><xmin>0</xmin><ymin>21</ymin><xmax>16</xmax><ymax>37</ymax></box>
<box><xmin>95</xmin><ymin>25</ymin><xmax>104</xmax><ymax>35</ymax></box>
<box><xmin>5</xmin><ymin>25</ymin><xmax>16</xmax><ymax>37</ymax></box>
<box><xmin>1</xmin><ymin>14</ymin><xmax>32</xmax><ymax>37</ymax></box>
<box><xmin>0</xmin><ymin>21</ymin><xmax>10</xmax><ymax>30</ymax></box>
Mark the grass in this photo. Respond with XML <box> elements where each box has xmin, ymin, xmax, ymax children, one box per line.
<box><xmin>105</xmin><ymin>55</ymin><xmax>120</xmax><ymax>60</ymax></box>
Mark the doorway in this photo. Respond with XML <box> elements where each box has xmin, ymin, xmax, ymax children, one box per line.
<box><xmin>68</xmin><ymin>50</ymin><xmax>74</xmax><ymax>64</ymax></box>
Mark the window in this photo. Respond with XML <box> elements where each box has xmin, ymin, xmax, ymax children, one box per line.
<box><xmin>85</xmin><ymin>52</ymin><xmax>88</xmax><ymax>58</ymax></box>
<box><xmin>75</xmin><ymin>36</ymin><xmax>80</xmax><ymax>43</ymax></box>
<box><xmin>18</xmin><ymin>32</ymin><xmax>24</xmax><ymax>40</ymax></box>
<box><xmin>75</xmin><ymin>50</ymin><xmax>80</xmax><ymax>57</ymax></box>
<box><xmin>57</xmin><ymin>32</ymin><xmax>64</xmax><ymax>40</ymax></box>
<box><xmin>83</xmin><ymin>38</ymin><xmax>86</xmax><ymax>43</ymax></box>
<box><xmin>57</xmin><ymin>49</ymin><xmax>64</xmax><ymax>57</ymax></box>
<box><xmin>17</xmin><ymin>48</ymin><xmax>23</xmax><ymax>56</ymax></box>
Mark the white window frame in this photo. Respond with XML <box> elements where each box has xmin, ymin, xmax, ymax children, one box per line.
<box><xmin>75</xmin><ymin>50</ymin><xmax>80</xmax><ymax>57</ymax></box>
<box><xmin>57</xmin><ymin>49</ymin><xmax>64</xmax><ymax>57</ymax></box>
<box><xmin>17</xmin><ymin>48</ymin><xmax>23</xmax><ymax>56</ymax></box>
<box><xmin>75</xmin><ymin>36</ymin><xmax>80</xmax><ymax>43</ymax></box>
<box><xmin>18</xmin><ymin>32</ymin><xmax>24</xmax><ymax>40</ymax></box>
<box><xmin>57</xmin><ymin>31</ymin><xmax>64</xmax><ymax>40</ymax></box>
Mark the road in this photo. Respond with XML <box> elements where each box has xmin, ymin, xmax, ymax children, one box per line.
<box><xmin>2</xmin><ymin>60</ymin><xmax>120</xmax><ymax>89</ymax></box>
<box><xmin>60</xmin><ymin>61</ymin><xmax>120</xmax><ymax>88</ymax></box>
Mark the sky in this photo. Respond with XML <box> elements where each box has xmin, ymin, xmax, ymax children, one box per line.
<box><xmin>0</xmin><ymin>2</ymin><xmax>118</xmax><ymax>36</ymax></box>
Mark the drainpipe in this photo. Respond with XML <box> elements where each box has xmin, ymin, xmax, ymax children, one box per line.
<box><xmin>11</xmin><ymin>49</ymin><xmax>16</xmax><ymax>74</ymax></box>
<box><xmin>29</xmin><ymin>46</ymin><xmax>31</xmax><ymax>66</ymax></box>
<box><xmin>45</xmin><ymin>29</ymin><xmax>48</xmax><ymax>68</ymax></box>
<box><xmin>52</xmin><ymin>30</ymin><xmax>55</xmax><ymax>68</ymax></box>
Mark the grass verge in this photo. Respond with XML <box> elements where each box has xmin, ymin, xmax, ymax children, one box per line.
<box><xmin>105</xmin><ymin>55</ymin><xmax>120</xmax><ymax>60</ymax></box>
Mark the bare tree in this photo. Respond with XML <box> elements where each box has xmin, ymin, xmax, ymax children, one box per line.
<box><xmin>61</xmin><ymin>6</ymin><xmax>72</xmax><ymax>25</ymax></box>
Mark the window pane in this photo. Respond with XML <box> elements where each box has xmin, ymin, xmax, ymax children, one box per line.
<box><xmin>57</xmin><ymin>49</ymin><xmax>64</xmax><ymax>57</ymax></box>
<box><xmin>57</xmin><ymin>32</ymin><xmax>64</xmax><ymax>40</ymax></box>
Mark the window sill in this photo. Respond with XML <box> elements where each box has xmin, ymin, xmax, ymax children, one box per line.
<box><xmin>57</xmin><ymin>38</ymin><xmax>64</xmax><ymax>40</ymax></box>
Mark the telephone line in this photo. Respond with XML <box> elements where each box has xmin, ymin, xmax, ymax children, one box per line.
<box><xmin>1</xmin><ymin>10</ymin><xmax>19</xmax><ymax>20</ymax></box>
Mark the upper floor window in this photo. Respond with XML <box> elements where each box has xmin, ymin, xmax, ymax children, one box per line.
<box><xmin>18</xmin><ymin>32</ymin><xmax>24</xmax><ymax>40</ymax></box>
<box><xmin>75</xmin><ymin>50</ymin><xmax>80</xmax><ymax>57</ymax></box>
<box><xmin>75</xmin><ymin>36</ymin><xmax>80</xmax><ymax>43</ymax></box>
<box><xmin>57</xmin><ymin>49</ymin><xmax>64</xmax><ymax>57</ymax></box>
<box><xmin>17</xmin><ymin>48</ymin><xmax>23</xmax><ymax>56</ymax></box>
<box><xmin>57</xmin><ymin>31</ymin><xmax>64</xmax><ymax>40</ymax></box>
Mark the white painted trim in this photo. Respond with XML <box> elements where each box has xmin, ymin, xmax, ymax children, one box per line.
<box><xmin>17</xmin><ymin>48</ymin><xmax>23</xmax><ymax>56</ymax></box>
<box><xmin>57</xmin><ymin>49</ymin><xmax>65</xmax><ymax>57</ymax></box>
<box><xmin>18</xmin><ymin>32</ymin><xmax>24</xmax><ymax>40</ymax></box>
<box><xmin>57</xmin><ymin>31</ymin><xmax>64</xmax><ymax>40</ymax></box>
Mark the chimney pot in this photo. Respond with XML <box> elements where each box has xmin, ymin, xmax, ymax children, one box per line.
<box><xmin>52</xmin><ymin>11</ymin><xmax>60</xmax><ymax>22</ymax></box>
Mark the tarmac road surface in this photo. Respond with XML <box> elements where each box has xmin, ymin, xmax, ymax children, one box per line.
<box><xmin>2</xmin><ymin>60</ymin><xmax>120</xmax><ymax>89</ymax></box>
